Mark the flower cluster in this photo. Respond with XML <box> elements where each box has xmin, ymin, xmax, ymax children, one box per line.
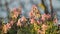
<box><xmin>29</xmin><ymin>5</ymin><xmax>41</xmax><ymax>19</ymax></box>
<box><xmin>1</xmin><ymin>5</ymin><xmax>58</xmax><ymax>34</ymax></box>
<box><xmin>10</xmin><ymin>7</ymin><xmax>22</xmax><ymax>19</ymax></box>
<box><xmin>17</xmin><ymin>16</ymin><xmax>27</xmax><ymax>27</ymax></box>
<box><xmin>2</xmin><ymin>24</ymin><xmax>10</xmax><ymax>33</ymax></box>
<box><xmin>41</xmin><ymin>13</ymin><xmax>51</xmax><ymax>21</ymax></box>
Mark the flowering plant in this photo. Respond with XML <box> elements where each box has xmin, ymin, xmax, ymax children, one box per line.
<box><xmin>0</xmin><ymin>5</ymin><xmax>59</xmax><ymax>34</ymax></box>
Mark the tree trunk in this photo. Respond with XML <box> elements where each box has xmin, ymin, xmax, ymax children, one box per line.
<box><xmin>50</xmin><ymin>0</ymin><xmax>54</xmax><ymax>20</ymax></box>
<box><xmin>41</xmin><ymin>0</ymin><xmax>49</xmax><ymax>14</ymax></box>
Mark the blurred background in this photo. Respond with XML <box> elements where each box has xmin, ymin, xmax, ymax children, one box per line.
<box><xmin>0</xmin><ymin>0</ymin><xmax>60</xmax><ymax>24</ymax></box>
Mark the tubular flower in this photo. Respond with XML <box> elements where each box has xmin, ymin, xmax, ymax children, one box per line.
<box><xmin>9</xmin><ymin>20</ymin><xmax>14</xmax><ymax>26</ymax></box>
<box><xmin>35</xmin><ymin>9</ymin><xmax>39</xmax><ymax>13</ymax></box>
<box><xmin>30</xmin><ymin>18</ymin><xmax>36</xmax><ymax>24</ymax></box>
<box><xmin>32</xmin><ymin>5</ymin><xmax>39</xmax><ymax>13</ymax></box>
<box><xmin>18</xmin><ymin>7</ymin><xmax>22</xmax><ymax>15</ymax></box>
<box><xmin>29</xmin><ymin>11</ymin><xmax>34</xmax><ymax>18</ymax></box>
<box><xmin>31</xmin><ymin>5</ymin><xmax>41</xmax><ymax>19</ymax></box>
<box><xmin>53</xmin><ymin>18</ymin><xmax>57</xmax><ymax>23</ymax></box>
<box><xmin>37</xmin><ymin>20</ymin><xmax>41</xmax><ymax>24</ymax></box>
<box><xmin>10</xmin><ymin>11</ymin><xmax>18</xmax><ymax>19</ymax></box>
<box><xmin>2</xmin><ymin>25</ymin><xmax>8</xmax><ymax>33</ymax></box>
<box><xmin>21</xmin><ymin>16</ymin><xmax>27</xmax><ymax>22</ymax></box>
<box><xmin>13</xmin><ymin>8</ymin><xmax>19</xmax><ymax>17</ymax></box>
<box><xmin>32</xmin><ymin>5</ymin><xmax>37</xmax><ymax>12</ymax></box>
<box><xmin>17</xmin><ymin>18</ymin><xmax>22</xmax><ymax>27</ymax></box>
<box><xmin>42</xmin><ymin>24</ymin><xmax>48</xmax><ymax>31</ymax></box>
<box><xmin>11</xmin><ymin>7</ymin><xmax>22</xmax><ymax>19</ymax></box>
<box><xmin>6</xmin><ymin>23</ymin><xmax>11</xmax><ymax>29</ymax></box>
<box><xmin>43</xmin><ymin>14</ymin><xmax>51</xmax><ymax>19</ymax></box>
<box><xmin>45</xmin><ymin>14</ymin><xmax>51</xmax><ymax>19</ymax></box>
<box><xmin>37</xmin><ymin>29</ymin><xmax>42</xmax><ymax>34</ymax></box>
<box><xmin>35</xmin><ymin>14</ymin><xmax>40</xmax><ymax>19</ymax></box>
<box><xmin>41</xmin><ymin>13</ymin><xmax>51</xmax><ymax>21</ymax></box>
<box><xmin>41</xmin><ymin>14</ymin><xmax>45</xmax><ymax>21</ymax></box>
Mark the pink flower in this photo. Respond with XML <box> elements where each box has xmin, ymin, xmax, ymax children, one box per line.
<box><xmin>18</xmin><ymin>7</ymin><xmax>22</xmax><ymax>15</ymax></box>
<box><xmin>10</xmin><ymin>20</ymin><xmax>14</xmax><ymax>26</ymax></box>
<box><xmin>41</xmin><ymin>14</ymin><xmax>45</xmax><ymax>21</ymax></box>
<box><xmin>21</xmin><ymin>16</ymin><xmax>27</xmax><ymax>22</ymax></box>
<box><xmin>29</xmin><ymin>11</ymin><xmax>34</xmax><ymax>18</ymax></box>
<box><xmin>17</xmin><ymin>19</ymin><xmax>22</xmax><ymax>26</ymax></box>
<box><xmin>53</xmin><ymin>18</ymin><xmax>57</xmax><ymax>23</ymax></box>
<box><xmin>37</xmin><ymin>29</ymin><xmax>41</xmax><ymax>34</ymax></box>
<box><xmin>42</xmin><ymin>24</ymin><xmax>48</xmax><ymax>30</ymax></box>
<box><xmin>41</xmin><ymin>14</ymin><xmax>51</xmax><ymax>21</ymax></box>
<box><xmin>11</xmin><ymin>8</ymin><xmax>19</xmax><ymax>19</ymax></box>
<box><xmin>13</xmin><ymin>8</ymin><xmax>17</xmax><ymax>12</ymax></box>
<box><xmin>6</xmin><ymin>23</ymin><xmax>11</xmax><ymax>29</ymax></box>
<box><xmin>38</xmin><ymin>29</ymin><xmax>40</xmax><ymax>32</ymax></box>
<box><xmin>3</xmin><ymin>23</ymin><xmax>11</xmax><ymax>33</ymax></box>
<box><xmin>13</xmin><ymin>7</ymin><xmax>22</xmax><ymax>15</ymax></box>
<box><xmin>14</xmin><ymin>11</ymin><xmax>18</xmax><ymax>17</ymax></box>
<box><xmin>37</xmin><ymin>20</ymin><xmax>40</xmax><ymax>24</ymax></box>
<box><xmin>13</xmin><ymin>8</ymin><xmax>21</xmax><ymax>18</ymax></box>
<box><xmin>32</xmin><ymin>5</ymin><xmax>37</xmax><ymax>11</ymax></box>
<box><xmin>30</xmin><ymin>18</ymin><xmax>35</xmax><ymax>24</ymax></box>
<box><xmin>45</xmin><ymin>14</ymin><xmax>51</xmax><ymax>19</ymax></box>
<box><xmin>3</xmin><ymin>25</ymin><xmax>7</xmax><ymax>33</ymax></box>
